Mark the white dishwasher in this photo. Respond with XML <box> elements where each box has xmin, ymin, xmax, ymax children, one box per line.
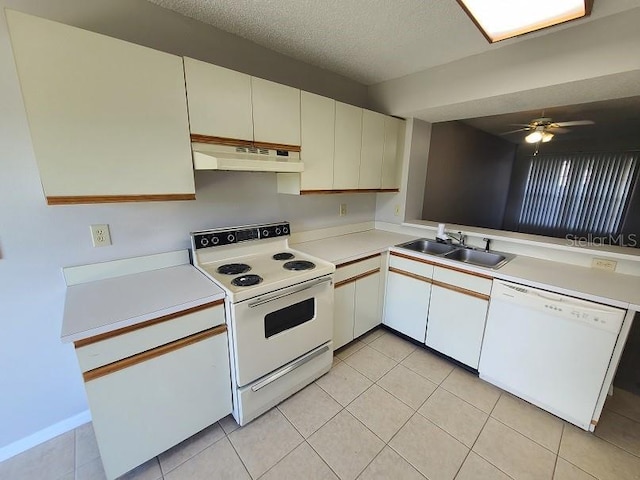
<box><xmin>479</xmin><ymin>280</ymin><xmax>625</xmax><ymax>431</ymax></box>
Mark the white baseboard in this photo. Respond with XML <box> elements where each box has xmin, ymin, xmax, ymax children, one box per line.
<box><xmin>0</xmin><ymin>410</ymin><xmax>91</xmax><ymax>462</ymax></box>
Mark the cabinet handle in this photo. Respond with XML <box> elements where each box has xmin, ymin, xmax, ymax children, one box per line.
<box><xmin>83</xmin><ymin>325</ymin><xmax>226</xmax><ymax>382</ymax></box>
<box><xmin>431</xmin><ymin>280</ymin><xmax>490</xmax><ymax>301</ymax></box>
<box><xmin>388</xmin><ymin>267</ymin><xmax>431</xmax><ymax>283</ymax></box>
<box><xmin>335</xmin><ymin>268</ymin><xmax>380</xmax><ymax>288</ymax></box>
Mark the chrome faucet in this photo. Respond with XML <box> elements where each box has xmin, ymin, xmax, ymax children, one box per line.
<box><xmin>446</xmin><ymin>231</ymin><xmax>466</xmax><ymax>246</ymax></box>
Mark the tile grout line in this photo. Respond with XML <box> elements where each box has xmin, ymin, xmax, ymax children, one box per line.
<box><xmin>225</xmin><ymin>428</ymin><xmax>256</xmax><ymax>480</ymax></box>
<box><xmin>550</xmin><ymin>424</ymin><xmax>565</xmax><ymax>480</ymax></box>
<box><xmin>455</xmin><ymin>392</ymin><xmax>517</xmax><ymax>480</ymax></box>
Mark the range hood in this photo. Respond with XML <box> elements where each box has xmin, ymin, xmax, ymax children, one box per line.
<box><xmin>192</xmin><ymin>142</ymin><xmax>304</xmax><ymax>173</ymax></box>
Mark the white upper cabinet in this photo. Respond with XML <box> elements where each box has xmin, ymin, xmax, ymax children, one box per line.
<box><xmin>381</xmin><ymin>116</ymin><xmax>404</xmax><ymax>190</ymax></box>
<box><xmin>333</xmin><ymin>102</ymin><xmax>363</xmax><ymax>190</ymax></box>
<box><xmin>251</xmin><ymin>77</ymin><xmax>301</xmax><ymax>146</ymax></box>
<box><xmin>7</xmin><ymin>10</ymin><xmax>194</xmax><ymax>204</ymax></box>
<box><xmin>300</xmin><ymin>91</ymin><xmax>335</xmax><ymax>190</ymax></box>
<box><xmin>359</xmin><ymin>110</ymin><xmax>385</xmax><ymax>189</ymax></box>
<box><xmin>183</xmin><ymin>58</ymin><xmax>253</xmax><ymax>141</ymax></box>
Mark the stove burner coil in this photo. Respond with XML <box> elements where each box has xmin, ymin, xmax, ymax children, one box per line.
<box><xmin>231</xmin><ymin>274</ymin><xmax>263</xmax><ymax>287</ymax></box>
<box><xmin>217</xmin><ymin>263</ymin><xmax>251</xmax><ymax>275</ymax></box>
<box><xmin>273</xmin><ymin>252</ymin><xmax>295</xmax><ymax>261</ymax></box>
<box><xmin>283</xmin><ymin>260</ymin><xmax>316</xmax><ymax>271</ymax></box>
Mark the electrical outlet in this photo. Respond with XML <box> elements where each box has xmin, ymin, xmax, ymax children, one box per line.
<box><xmin>394</xmin><ymin>204</ymin><xmax>401</xmax><ymax>216</ymax></box>
<box><xmin>339</xmin><ymin>203</ymin><xmax>347</xmax><ymax>216</ymax></box>
<box><xmin>90</xmin><ymin>224</ymin><xmax>111</xmax><ymax>247</ymax></box>
<box><xmin>591</xmin><ymin>258</ymin><xmax>616</xmax><ymax>272</ymax></box>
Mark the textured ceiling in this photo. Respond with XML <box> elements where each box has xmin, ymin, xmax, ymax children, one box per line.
<box><xmin>147</xmin><ymin>0</ymin><xmax>640</xmax><ymax>85</ymax></box>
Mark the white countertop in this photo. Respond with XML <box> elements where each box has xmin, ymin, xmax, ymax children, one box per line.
<box><xmin>61</xmin><ymin>264</ymin><xmax>224</xmax><ymax>343</ymax></box>
<box><xmin>293</xmin><ymin>230</ymin><xmax>418</xmax><ymax>265</ymax></box>
<box><xmin>294</xmin><ymin>229</ymin><xmax>640</xmax><ymax>310</ymax></box>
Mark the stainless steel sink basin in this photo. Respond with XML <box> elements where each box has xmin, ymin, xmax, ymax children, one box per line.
<box><xmin>443</xmin><ymin>248</ymin><xmax>510</xmax><ymax>268</ymax></box>
<box><xmin>398</xmin><ymin>239</ymin><xmax>458</xmax><ymax>255</ymax></box>
<box><xmin>395</xmin><ymin>238</ymin><xmax>514</xmax><ymax>269</ymax></box>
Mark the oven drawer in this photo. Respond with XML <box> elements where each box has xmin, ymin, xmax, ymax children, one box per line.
<box><xmin>235</xmin><ymin>342</ymin><xmax>332</xmax><ymax>425</ymax></box>
<box><xmin>230</xmin><ymin>275</ymin><xmax>333</xmax><ymax>387</ymax></box>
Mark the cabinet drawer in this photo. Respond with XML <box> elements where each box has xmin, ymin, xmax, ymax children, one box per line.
<box><xmin>76</xmin><ymin>301</ymin><xmax>224</xmax><ymax>372</ymax></box>
<box><xmin>335</xmin><ymin>254</ymin><xmax>382</xmax><ymax>284</ymax></box>
<box><xmin>432</xmin><ymin>266</ymin><xmax>491</xmax><ymax>296</ymax></box>
<box><xmin>85</xmin><ymin>330</ymin><xmax>231</xmax><ymax>479</ymax></box>
<box><xmin>389</xmin><ymin>253</ymin><xmax>434</xmax><ymax>279</ymax></box>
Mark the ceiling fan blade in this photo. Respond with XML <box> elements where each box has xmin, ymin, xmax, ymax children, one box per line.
<box><xmin>546</xmin><ymin>127</ymin><xmax>569</xmax><ymax>134</ymax></box>
<box><xmin>508</xmin><ymin>123</ymin><xmax>533</xmax><ymax>127</ymax></box>
<box><xmin>553</xmin><ymin>120</ymin><xmax>595</xmax><ymax>127</ymax></box>
<box><xmin>500</xmin><ymin>128</ymin><xmax>528</xmax><ymax>135</ymax></box>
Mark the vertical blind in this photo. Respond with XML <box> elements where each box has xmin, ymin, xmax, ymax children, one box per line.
<box><xmin>517</xmin><ymin>151</ymin><xmax>639</xmax><ymax>239</ymax></box>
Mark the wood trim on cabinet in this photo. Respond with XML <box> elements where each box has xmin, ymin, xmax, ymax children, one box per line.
<box><xmin>74</xmin><ymin>299</ymin><xmax>224</xmax><ymax>348</ymax></box>
<box><xmin>190</xmin><ymin>134</ymin><xmax>301</xmax><ymax>153</ymax></box>
<box><xmin>82</xmin><ymin>325</ymin><xmax>226</xmax><ymax>382</ymax></box>
<box><xmin>334</xmin><ymin>268</ymin><xmax>380</xmax><ymax>288</ymax></box>
<box><xmin>433</xmin><ymin>263</ymin><xmax>494</xmax><ymax>280</ymax></box>
<box><xmin>47</xmin><ymin>194</ymin><xmax>196</xmax><ymax>205</ymax></box>
<box><xmin>336</xmin><ymin>253</ymin><xmax>381</xmax><ymax>269</ymax></box>
<box><xmin>390</xmin><ymin>251</ymin><xmax>494</xmax><ymax>280</ymax></box>
<box><xmin>388</xmin><ymin>267</ymin><xmax>432</xmax><ymax>284</ymax></box>
<box><xmin>300</xmin><ymin>189</ymin><xmax>399</xmax><ymax>195</ymax></box>
<box><xmin>390</xmin><ymin>251</ymin><xmax>436</xmax><ymax>266</ymax></box>
<box><xmin>431</xmin><ymin>280</ymin><xmax>490</xmax><ymax>301</ymax></box>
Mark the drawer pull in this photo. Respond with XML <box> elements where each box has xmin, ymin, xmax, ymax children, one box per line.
<box><xmin>431</xmin><ymin>280</ymin><xmax>490</xmax><ymax>301</ymax></box>
<box><xmin>335</xmin><ymin>268</ymin><xmax>380</xmax><ymax>288</ymax></box>
<box><xmin>83</xmin><ymin>325</ymin><xmax>226</xmax><ymax>382</ymax></box>
<box><xmin>388</xmin><ymin>267</ymin><xmax>431</xmax><ymax>283</ymax></box>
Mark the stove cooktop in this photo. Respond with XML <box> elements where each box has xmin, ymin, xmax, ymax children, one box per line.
<box><xmin>190</xmin><ymin>222</ymin><xmax>335</xmax><ymax>303</ymax></box>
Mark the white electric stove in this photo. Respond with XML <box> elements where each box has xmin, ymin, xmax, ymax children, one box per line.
<box><xmin>191</xmin><ymin>222</ymin><xmax>335</xmax><ymax>425</ymax></box>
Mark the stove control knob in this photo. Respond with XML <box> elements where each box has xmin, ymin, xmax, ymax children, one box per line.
<box><xmin>275</xmin><ymin>227</ymin><xmax>282</xmax><ymax>235</ymax></box>
<box><xmin>200</xmin><ymin>237</ymin><xmax>209</xmax><ymax>247</ymax></box>
<box><xmin>283</xmin><ymin>226</ymin><xmax>289</xmax><ymax>234</ymax></box>
<box><xmin>262</xmin><ymin>229</ymin><xmax>269</xmax><ymax>237</ymax></box>
<box><xmin>212</xmin><ymin>236</ymin><xmax>219</xmax><ymax>245</ymax></box>
<box><xmin>227</xmin><ymin>234</ymin><xmax>235</xmax><ymax>242</ymax></box>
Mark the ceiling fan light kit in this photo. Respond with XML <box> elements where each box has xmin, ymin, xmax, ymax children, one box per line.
<box><xmin>457</xmin><ymin>0</ymin><xmax>593</xmax><ymax>43</ymax></box>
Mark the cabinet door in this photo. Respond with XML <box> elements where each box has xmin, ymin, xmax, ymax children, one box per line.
<box><xmin>383</xmin><ymin>271</ymin><xmax>430</xmax><ymax>342</ymax></box>
<box><xmin>300</xmin><ymin>91</ymin><xmax>335</xmax><ymax>190</ymax></box>
<box><xmin>251</xmin><ymin>77</ymin><xmax>301</xmax><ymax>146</ymax></box>
<box><xmin>425</xmin><ymin>285</ymin><xmax>488</xmax><ymax>368</ymax></box>
<box><xmin>333</xmin><ymin>102</ymin><xmax>362</xmax><ymax>189</ymax></box>
<box><xmin>85</xmin><ymin>331</ymin><xmax>231</xmax><ymax>479</ymax></box>
<box><xmin>333</xmin><ymin>282</ymin><xmax>356</xmax><ymax>350</ymax></box>
<box><xmin>183</xmin><ymin>57</ymin><xmax>253</xmax><ymax>141</ymax></box>
<box><xmin>381</xmin><ymin>117</ymin><xmax>403</xmax><ymax>189</ymax></box>
<box><xmin>7</xmin><ymin>10</ymin><xmax>194</xmax><ymax>203</ymax></box>
<box><xmin>358</xmin><ymin>110</ymin><xmax>385</xmax><ymax>189</ymax></box>
<box><xmin>354</xmin><ymin>271</ymin><xmax>382</xmax><ymax>337</ymax></box>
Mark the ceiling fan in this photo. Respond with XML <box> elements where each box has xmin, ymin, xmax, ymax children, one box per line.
<box><xmin>502</xmin><ymin>117</ymin><xmax>595</xmax><ymax>144</ymax></box>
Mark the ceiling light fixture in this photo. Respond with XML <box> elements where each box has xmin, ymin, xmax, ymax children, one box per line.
<box><xmin>457</xmin><ymin>0</ymin><xmax>593</xmax><ymax>43</ymax></box>
<box><xmin>525</xmin><ymin>129</ymin><xmax>544</xmax><ymax>144</ymax></box>
<box><xmin>541</xmin><ymin>132</ymin><xmax>554</xmax><ymax>143</ymax></box>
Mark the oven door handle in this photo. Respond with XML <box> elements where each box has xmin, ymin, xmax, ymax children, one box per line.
<box><xmin>251</xmin><ymin>344</ymin><xmax>330</xmax><ymax>392</ymax></box>
<box><xmin>247</xmin><ymin>276</ymin><xmax>333</xmax><ymax>308</ymax></box>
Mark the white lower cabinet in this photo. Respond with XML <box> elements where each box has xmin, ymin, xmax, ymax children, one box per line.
<box><xmin>425</xmin><ymin>284</ymin><xmax>489</xmax><ymax>369</ymax></box>
<box><xmin>75</xmin><ymin>304</ymin><xmax>231</xmax><ymax>480</ymax></box>
<box><xmin>333</xmin><ymin>255</ymin><xmax>383</xmax><ymax>350</ymax></box>
<box><xmin>383</xmin><ymin>253</ymin><xmax>433</xmax><ymax>342</ymax></box>
<box><xmin>333</xmin><ymin>281</ymin><xmax>357</xmax><ymax>350</ymax></box>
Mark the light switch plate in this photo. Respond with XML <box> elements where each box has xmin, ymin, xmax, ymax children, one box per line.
<box><xmin>591</xmin><ymin>258</ymin><xmax>616</xmax><ymax>272</ymax></box>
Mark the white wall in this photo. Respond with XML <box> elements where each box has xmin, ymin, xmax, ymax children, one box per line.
<box><xmin>0</xmin><ymin>0</ymin><xmax>373</xmax><ymax>454</ymax></box>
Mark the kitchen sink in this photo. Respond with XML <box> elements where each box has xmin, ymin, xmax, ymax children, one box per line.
<box><xmin>396</xmin><ymin>238</ymin><xmax>514</xmax><ymax>269</ymax></box>
<box><xmin>443</xmin><ymin>247</ymin><xmax>510</xmax><ymax>268</ymax></box>
<box><xmin>398</xmin><ymin>239</ymin><xmax>458</xmax><ymax>255</ymax></box>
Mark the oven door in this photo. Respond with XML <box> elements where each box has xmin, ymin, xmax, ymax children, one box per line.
<box><xmin>229</xmin><ymin>275</ymin><xmax>334</xmax><ymax>387</ymax></box>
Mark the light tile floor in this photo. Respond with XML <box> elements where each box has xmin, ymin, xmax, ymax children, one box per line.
<box><xmin>2</xmin><ymin>327</ymin><xmax>640</xmax><ymax>480</ymax></box>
